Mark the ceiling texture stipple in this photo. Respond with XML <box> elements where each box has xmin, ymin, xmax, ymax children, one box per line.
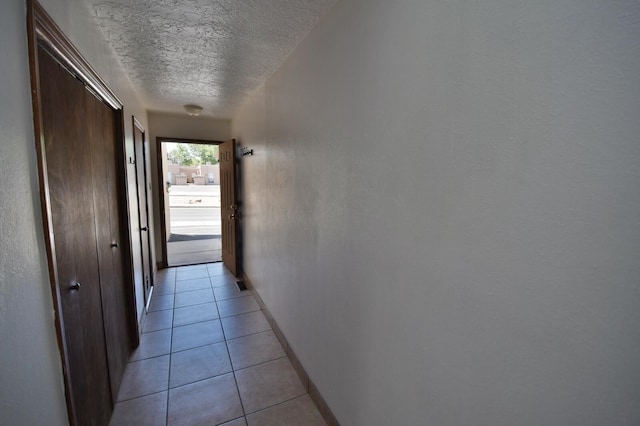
<box><xmin>84</xmin><ymin>0</ymin><xmax>337</xmax><ymax>118</ymax></box>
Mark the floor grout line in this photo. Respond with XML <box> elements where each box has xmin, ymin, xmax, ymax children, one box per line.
<box><xmin>169</xmin><ymin>338</ymin><xmax>227</xmax><ymax>355</ymax></box>
<box><xmin>116</xmin><ymin>262</ymin><xmax>323</xmax><ymax>425</ymax></box>
<box><xmin>213</xmin><ymin>290</ymin><xmax>249</xmax><ymax>418</ymax></box>
<box><xmin>225</xmin><ymin>328</ymin><xmax>277</xmax><ymax>343</ymax></box>
<box><xmin>230</xmin><ymin>355</ymin><xmax>288</xmax><ymax>373</ymax></box>
<box><xmin>243</xmin><ymin>391</ymin><xmax>311</xmax><ymax>417</ymax></box>
<box><xmin>115</xmin><ymin>388</ymin><xmax>169</xmax><ymax>404</ymax></box>
<box><xmin>165</xmin><ymin>274</ymin><xmax>177</xmax><ymax>426</ymax></box>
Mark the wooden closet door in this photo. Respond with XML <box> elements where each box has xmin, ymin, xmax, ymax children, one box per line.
<box><xmin>133</xmin><ymin>121</ymin><xmax>153</xmax><ymax>305</ymax></box>
<box><xmin>87</xmin><ymin>82</ymin><xmax>131</xmax><ymax>401</ymax></box>
<box><xmin>39</xmin><ymin>47</ymin><xmax>113</xmax><ymax>425</ymax></box>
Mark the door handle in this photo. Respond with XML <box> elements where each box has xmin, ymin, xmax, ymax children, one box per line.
<box><xmin>141</xmin><ymin>227</ymin><xmax>148</xmax><ymax>231</ymax></box>
<box><xmin>229</xmin><ymin>214</ymin><xmax>238</xmax><ymax>219</ymax></box>
<box><xmin>70</xmin><ymin>282</ymin><xmax>81</xmax><ymax>292</ymax></box>
<box><xmin>111</xmin><ymin>242</ymin><xmax>118</xmax><ymax>248</ymax></box>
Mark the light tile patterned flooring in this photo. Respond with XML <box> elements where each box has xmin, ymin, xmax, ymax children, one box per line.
<box><xmin>110</xmin><ymin>262</ymin><xmax>326</xmax><ymax>426</ymax></box>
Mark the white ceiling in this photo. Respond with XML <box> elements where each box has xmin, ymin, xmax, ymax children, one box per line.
<box><xmin>84</xmin><ymin>0</ymin><xmax>337</xmax><ymax>118</ymax></box>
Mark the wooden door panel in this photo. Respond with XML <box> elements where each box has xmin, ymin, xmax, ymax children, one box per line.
<box><xmin>133</xmin><ymin>122</ymin><xmax>152</xmax><ymax>304</ymax></box>
<box><xmin>39</xmin><ymin>47</ymin><xmax>113</xmax><ymax>425</ymax></box>
<box><xmin>220</xmin><ymin>139</ymin><xmax>238</xmax><ymax>276</ymax></box>
<box><xmin>88</xmin><ymin>90</ymin><xmax>130</xmax><ymax>401</ymax></box>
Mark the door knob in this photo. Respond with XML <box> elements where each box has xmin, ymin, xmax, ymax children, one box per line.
<box><xmin>111</xmin><ymin>242</ymin><xmax>118</xmax><ymax>248</ymax></box>
<box><xmin>229</xmin><ymin>214</ymin><xmax>237</xmax><ymax>219</ymax></box>
<box><xmin>141</xmin><ymin>227</ymin><xmax>148</xmax><ymax>231</ymax></box>
<box><xmin>70</xmin><ymin>282</ymin><xmax>81</xmax><ymax>292</ymax></box>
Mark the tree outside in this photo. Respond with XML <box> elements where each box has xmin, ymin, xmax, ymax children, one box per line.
<box><xmin>167</xmin><ymin>143</ymin><xmax>218</xmax><ymax>165</ymax></box>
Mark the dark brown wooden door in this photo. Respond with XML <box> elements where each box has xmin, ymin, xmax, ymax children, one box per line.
<box><xmin>133</xmin><ymin>119</ymin><xmax>153</xmax><ymax>305</ymax></box>
<box><xmin>220</xmin><ymin>139</ymin><xmax>239</xmax><ymax>276</ymax></box>
<box><xmin>38</xmin><ymin>46</ymin><xmax>131</xmax><ymax>425</ymax></box>
<box><xmin>90</xmin><ymin>88</ymin><xmax>130</xmax><ymax>403</ymax></box>
<box><xmin>39</xmin><ymin>46</ymin><xmax>112</xmax><ymax>426</ymax></box>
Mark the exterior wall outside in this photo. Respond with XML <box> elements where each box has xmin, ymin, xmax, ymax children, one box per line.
<box><xmin>0</xmin><ymin>0</ymin><xmax>148</xmax><ymax>423</ymax></box>
<box><xmin>147</xmin><ymin>111</ymin><xmax>230</xmax><ymax>265</ymax></box>
<box><xmin>167</xmin><ymin>164</ymin><xmax>220</xmax><ymax>184</ymax></box>
<box><xmin>232</xmin><ymin>0</ymin><xmax>640</xmax><ymax>424</ymax></box>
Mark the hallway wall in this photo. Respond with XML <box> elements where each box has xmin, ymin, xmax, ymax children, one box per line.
<box><xmin>0</xmin><ymin>1</ymin><xmax>68</xmax><ymax>424</ymax></box>
<box><xmin>232</xmin><ymin>0</ymin><xmax>640</xmax><ymax>424</ymax></box>
<box><xmin>1</xmin><ymin>0</ymin><xmax>148</xmax><ymax>423</ymax></box>
<box><xmin>147</xmin><ymin>111</ymin><xmax>231</xmax><ymax>266</ymax></box>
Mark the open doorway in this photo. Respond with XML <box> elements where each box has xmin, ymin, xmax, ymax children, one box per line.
<box><xmin>157</xmin><ymin>137</ymin><xmax>223</xmax><ymax>267</ymax></box>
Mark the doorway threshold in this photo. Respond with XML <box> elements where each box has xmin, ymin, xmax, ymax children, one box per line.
<box><xmin>167</xmin><ymin>237</ymin><xmax>222</xmax><ymax>267</ymax></box>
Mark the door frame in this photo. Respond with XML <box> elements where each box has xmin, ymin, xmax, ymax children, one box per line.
<box><xmin>155</xmin><ymin>136</ymin><xmax>223</xmax><ymax>268</ymax></box>
<box><xmin>27</xmin><ymin>2</ymin><xmax>139</xmax><ymax>423</ymax></box>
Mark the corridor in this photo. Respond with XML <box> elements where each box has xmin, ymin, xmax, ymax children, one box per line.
<box><xmin>110</xmin><ymin>262</ymin><xmax>326</xmax><ymax>425</ymax></box>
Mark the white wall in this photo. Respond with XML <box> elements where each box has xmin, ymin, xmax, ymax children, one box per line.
<box><xmin>147</xmin><ymin>111</ymin><xmax>230</xmax><ymax>265</ymax></box>
<box><xmin>0</xmin><ymin>1</ymin><xmax>68</xmax><ymax>424</ymax></box>
<box><xmin>0</xmin><ymin>0</ymin><xmax>149</xmax><ymax>423</ymax></box>
<box><xmin>232</xmin><ymin>0</ymin><xmax>640</xmax><ymax>424</ymax></box>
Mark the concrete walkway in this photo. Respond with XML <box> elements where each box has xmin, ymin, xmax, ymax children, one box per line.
<box><xmin>169</xmin><ymin>184</ymin><xmax>220</xmax><ymax>208</ymax></box>
<box><xmin>167</xmin><ymin>184</ymin><xmax>222</xmax><ymax>266</ymax></box>
<box><xmin>169</xmin><ymin>184</ymin><xmax>221</xmax><ymax>235</ymax></box>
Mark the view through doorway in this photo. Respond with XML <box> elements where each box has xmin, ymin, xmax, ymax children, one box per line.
<box><xmin>160</xmin><ymin>139</ymin><xmax>222</xmax><ymax>266</ymax></box>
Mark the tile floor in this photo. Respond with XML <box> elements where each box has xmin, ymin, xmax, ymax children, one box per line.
<box><xmin>110</xmin><ymin>262</ymin><xmax>326</xmax><ymax>426</ymax></box>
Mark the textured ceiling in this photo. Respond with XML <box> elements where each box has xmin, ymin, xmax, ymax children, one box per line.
<box><xmin>84</xmin><ymin>0</ymin><xmax>336</xmax><ymax>118</ymax></box>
